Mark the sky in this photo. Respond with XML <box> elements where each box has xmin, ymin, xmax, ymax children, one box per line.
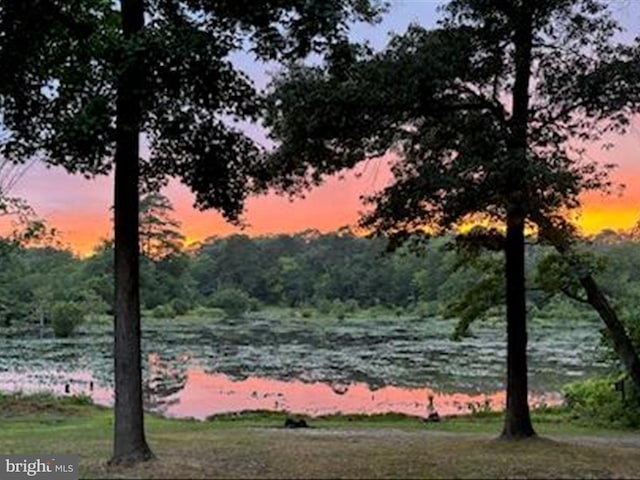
<box><xmin>4</xmin><ymin>1</ymin><xmax>640</xmax><ymax>256</ymax></box>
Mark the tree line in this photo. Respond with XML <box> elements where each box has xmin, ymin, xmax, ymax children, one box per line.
<box><xmin>2</xmin><ymin>225</ymin><xmax>640</xmax><ymax>339</ymax></box>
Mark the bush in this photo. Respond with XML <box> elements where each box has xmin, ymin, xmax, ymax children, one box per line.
<box><xmin>412</xmin><ymin>301</ymin><xmax>438</xmax><ymax>319</ymax></box>
<box><xmin>343</xmin><ymin>299</ymin><xmax>359</xmax><ymax>314</ymax></box>
<box><xmin>150</xmin><ymin>304</ymin><xmax>175</xmax><ymax>319</ymax></box>
<box><xmin>314</xmin><ymin>297</ymin><xmax>333</xmax><ymax>315</ymax></box>
<box><xmin>563</xmin><ymin>377</ymin><xmax>640</xmax><ymax>428</ymax></box>
<box><xmin>331</xmin><ymin>299</ymin><xmax>347</xmax><ymax>320</ymax></box>
<box><xmin>171</xmin><ymin>298</ymin><xmax>191</xmax><ymax>316</ymax></box>
<box><xmin>50</xmin><ymin>302</ymin><xmax>85</xmax><ymax>338</ymax></box>
<box><xmin>208</xmin><ymin>288</ymin><xmax>254</xmax><ymax>318</ymax></box>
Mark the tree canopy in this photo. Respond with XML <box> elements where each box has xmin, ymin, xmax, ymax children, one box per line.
<box><xmin>264</xmin><ymin>0</ymin><xmax>640</xmax><ymax>438</ymax></box>
<box><xmin>0</xmin><ymin>0</ymin><xmax>387</xmax><ymax>464</ymax></box>
<box><xmin>266</xmin><ymin>0</ymin><xmax>639</xmax><ymax>235</ymax></box>
<box><xmin>0</xmin><ymin>0</ymin><xmax>386</xmax><ymax>220</ymax></box>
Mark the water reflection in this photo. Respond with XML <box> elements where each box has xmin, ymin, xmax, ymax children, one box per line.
<box><xmin>142</xmin><ymin>353</ymin><xmax>188</xmax><ymax>413</ymax></box>
<box><xmin>0</xmin><ymin>360</ymin><xmax>562</xmax><ymax>420</ymax></box>
<box><xmin>166</xmin><ymin>369</ymin><xmax>560</xmax><ymax>419</ymax></box>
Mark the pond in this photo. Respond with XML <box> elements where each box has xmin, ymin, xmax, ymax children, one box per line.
<box><xmin>0</xmin><ymin>313</ymin><xmax>609</xmax><ymax>419</ymax></box>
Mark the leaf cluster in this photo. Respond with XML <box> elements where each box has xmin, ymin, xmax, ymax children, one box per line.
<box><xmin>265</xmin><ymin>0</ymin><xmax>640</xmax><ymax>240</ymax></box>
<box><xmin>0</xmin><ymin>0</ymin><xmax>385</xmax><ymax>221</ymax></box>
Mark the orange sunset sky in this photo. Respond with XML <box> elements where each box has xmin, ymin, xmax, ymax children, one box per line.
<box><xmin>4</xmin><ymin>1</ymin><xmax>640</xmax><ymax>256</ymax></box>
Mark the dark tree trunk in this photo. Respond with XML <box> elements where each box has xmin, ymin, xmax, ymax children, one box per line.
<box><xmin>532</xmin><ymin>212</ymin><xmax>640</xmax><ymax>395</ymax></box>
<box><xmin>502</xmin><ymin>210</ymin><xmax>535</xmax><ymax>438</ymax></box>
<box><xmin>578</xmin><ymin>275</ymin><xmax>640</xmax><ymax>391</ymax></box>
<box><xmin>501</xmin><ymin>8</ymin><xmax>536</xmax><ymax>439</ymax></box>
<box><xmin>110</xmin><ymin>0</ymin><xmax>153</xmax><ymax>465</ymax></box>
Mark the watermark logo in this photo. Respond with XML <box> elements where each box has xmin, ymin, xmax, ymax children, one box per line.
<box><xmin>1</xmin><ymin>455</ymin><xmax>78</xmax><ymax>480</ymax></box>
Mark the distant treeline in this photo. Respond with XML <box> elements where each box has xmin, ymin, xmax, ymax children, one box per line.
<box><xmin>2</xmin><ymin>229</ymin><xmax>640</xmax><ymax>331</ymax></box>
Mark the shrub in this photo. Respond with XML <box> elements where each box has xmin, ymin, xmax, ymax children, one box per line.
<box><xmin>343</xmin><ymin>299</ymin><xmax>359</xmax><ymax>314</ymax></box>
<box><xmin>150</xmin><ymin>304</ymin><xmax>175</xmax><ymax>319</ymax></box>
<box><xmin>563</xmin><ymin>377</ymin><xmax>640</xmax><ymax>428</ymax></box>
<box><xmin>171</xmin><ymin>298</ymin><xmax>191</xmax><ymax>316</ymax></box>
<box><xmin>331</xmin><ymin>299</ymin><xmax>347</xmax><ymax>320</ymax></box>
<box><xmin>413</xmin><ymin>301</ymin><xmax>438</xmax><ymax>319</ymax></box>
<box><xmin>50</xmin><ymin>302</ymin><xmax>85</xmax><ymax>338</ymax></box>
<box><xmin>314</xmin><ymin>297</ymin><xmax>333</xmax><ymax>315</ymax></box>
<box><xmin>208</xmin><ymin>288</ymin><xmax>254</xmax><ymax>318</ymax></box>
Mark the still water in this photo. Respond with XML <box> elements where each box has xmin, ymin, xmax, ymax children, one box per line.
<box><xmin>0</xmin><ymin>314</ymin><xmax>606</xmax><ymax>419</ymax></box>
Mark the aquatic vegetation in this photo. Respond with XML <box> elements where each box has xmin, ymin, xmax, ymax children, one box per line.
<box><xmin>0</xmin><ymin>314</ymin><xmax>608</xmax><ymax>418</ymax></box>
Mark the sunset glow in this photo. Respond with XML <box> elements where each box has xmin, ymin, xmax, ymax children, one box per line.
<box><xmin>2</xmin><ymin>153</ymin><xmax>639</xmax><ymax>256</ymax></box>
<box><xmin>2</xmin><ymin>4</ymin><xmax>639</xmax><ymax>256</ymax></box>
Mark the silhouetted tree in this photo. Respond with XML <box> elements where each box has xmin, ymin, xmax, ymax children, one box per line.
<box><xmin>0</xmin><ymin>0</ymin><xmax>384</xmax><ymax>464</ymax></box>
<box><xmin>139</xmin><ymin>192</ymin><xmax>184</xmax><ymax>260</ymax></box>
<box><xmin>265</xmin><ymin>0</ymin><xmax>637</xmax><ymax>438</ymax></box>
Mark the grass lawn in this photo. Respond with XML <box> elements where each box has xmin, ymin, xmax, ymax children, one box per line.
<box><xmin>1</xmin><ymin>393</ymin><xmax>639</xmax><ymax>479</ymax></box>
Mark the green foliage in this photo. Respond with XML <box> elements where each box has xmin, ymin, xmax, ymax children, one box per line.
<box><xmin>67</xmin><ymin>393</ymin><xmax>94</xmax><ymax>406</ymax></box>
<box><xmin>192</xmin><ymin>232</ymin><xmax>424</xmax><ymax>309</ymax></box>
<box><xmin>533</xmin><ymin>295</ymin><xmax>591</xmax><ymax>323</ymax></box>
<box><xmin>314</xmin><ymin>297</ymin><xmax>333</xmax><ymax>315</ymax></box>
<box><xmin>208</xmin><ymin>288</ymin><xmax>255</xmax><ymax>319</ymax></box>
<box><xmin>171</xmin><ymin>298</ymin><xmax>191</xmax><ymax>316</ymax></box>
<box><xmin>0</xmin><ymin>0</ymin><xmax>386</xmax><ymax>220</ymax></box>
<box><xmin>343</xmin><ymin>299</ymin><xmax>359</xmax><ymax>314</ymax></box>
<box><xmin>534</xmin><ymin>251</ymin><xmax>606</xmax><ymax>304</ymax></box>
<box><xmin>2</xmin><ymin>230</ymin><xmax>640</xmax><ymax>338</ymax></box>
<box><xmin>265</xmin><ymin>2</ymin><xmax>632</xmax><ymax>241</ymax></box>
<box><xmin>50</xmin><ymin>302</ymin><xmax>85</xmax><ymax>338</ymax></box>
<box><xmin>442</xmin><ymin>253</ymin><xmax>504</xmax><ymax>340</ymax></box>
<box><xmin>412</xmin><ymin>301</ymin><xmax>438</xmax><ymax>319</ymax></box>
<box><xmin>188</xmin><ymin>306</ymin><xmax>224</xmax><ymax>319</ymax></box>
<box><xmin>563</xmin><ymin>377</ymin><xmax>640</xmax><ymax>428</ymax></box>
<box><xmin>331</xmin><ymin>299</ymin><xmax>348</xmax><ymax>320</ymax></box>
<box><xmin>150</xmin><ymin>304</ymin><xmax>176</xmax><ymax>319</ymax></box>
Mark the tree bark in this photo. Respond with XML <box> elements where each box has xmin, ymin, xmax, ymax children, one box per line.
<box><xmin>501</xmin><ymin>8</ymin><xmax>536</xmax><ymax>439</ymax></box>
<box><xmin>110</xmin><ymin>0</ymin><xmax>153</xmax><ymax>465</ymax></box>
<box><xmin>502</xmin><ymin>209</ymin><xmax>535</xmax><ymax>438</ymax></box>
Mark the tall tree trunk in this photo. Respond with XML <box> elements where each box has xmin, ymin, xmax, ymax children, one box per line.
<box><xmin>110</xmin><ymin>0</ymin><xmax>153</xmax><ymax>465</ymax></box>
<box><xmin>502</xmin><ymin>210</ymin><xmax>535</xmax><ymax>438</ymax></box>
<box><xmin>502</xmin><ymin>8</ymin><xmax>536</xmax><ymax>439</ymax></box>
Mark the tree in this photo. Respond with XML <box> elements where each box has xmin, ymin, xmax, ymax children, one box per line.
<box><xmin>265</xmin><ymin>0</ymin><xmax>634</xmax><ymax>438</ymax></box>
<box><xmin>208</xmin><ymin>287</ymin><xmax>254</xmax><ymax>318</ymax></box>
<box><xmin>533</xmin><ymin>214</ymin><xmax>640</xmax><ymax>393</ymax></box>
<box><xmin>50</xmin><ymin>301</ymin><xmax>86</xmax><ymax>338</ymax></box>
<box><xmin>0</xmin><ymin>0</ymin><xmax>385</xmax><ymax>464</ymax></box>
<box><xmin>139</xmin><ymin>192</ymin><xmax>184</xmax><ymax>260</ymax></box>
<box><xmin>1</xmin><ymin>158</ymin><xmax>54</xmax><ymax>249</ymax></box>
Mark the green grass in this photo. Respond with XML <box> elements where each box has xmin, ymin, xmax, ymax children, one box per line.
<box><xmin>1</xmin><ymin>393</ymin><xmax>640</xmax><ymax>478</ymax></box>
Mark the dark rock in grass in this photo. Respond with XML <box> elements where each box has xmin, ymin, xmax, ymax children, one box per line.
<box><xmin>284</xmin><ymin>417</ymin><xmax>308</xmax><ymax>428</ymax></box>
